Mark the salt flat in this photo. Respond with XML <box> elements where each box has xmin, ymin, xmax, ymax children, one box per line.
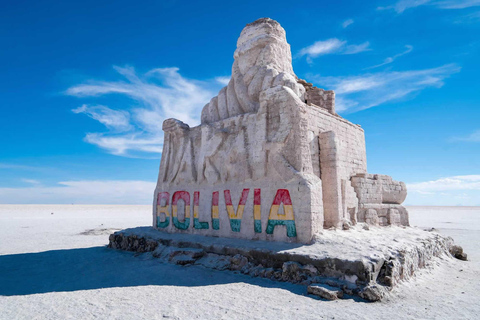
<box><xmin>0</xmin><ymin>205</ymin><xmax>479</xmax><ymax>319</ymax></box>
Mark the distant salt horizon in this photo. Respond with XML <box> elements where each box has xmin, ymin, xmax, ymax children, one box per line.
<box><xmin>1</xmin><ymin>174</ymin><xmax>479</xmax><ymax>206</ymax></box>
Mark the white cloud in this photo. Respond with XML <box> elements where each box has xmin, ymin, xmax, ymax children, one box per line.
<box><xmin>409</xmin><ymin>175</ymin><xmax>480</xmax><ymax>191</ymax></box>
<box><xmin>72</xmin><ymin>104</ymin><xmax>132</xmax><ymax>132</ymax></box>
<box><xmin>378</xmin><ymin>0</ymin><xmax>431</xmax><ymax>13</ymax></box>
<box><xmin>0</xmin><ymin>180</ymin><xmax>156</xmax><ymax>204</ymax></box>
<box><xmin>436</xmin><ymin>0</ymin><xmax>480</xmax><ymax>9</ymax></box>
<box><xmin>343</xmin><ymin>42</ymin><xmax>371</xmax><ymax>55</ymax></box>
<box><xmin>342</xmin><ymin>19</ymin><xmax>354</xmax><ymax>28</ymax></box>
<box><xmin>67</xmin><ymin>66</ymin><xmax>221</xmax><ymax>158</ymax></box>
<box><xmin>378</xmin><ymin>0</ymin><xmax>480</xmax><ymax>13</ymax></box>
<box><xmin>334</xmin><ymin>76</ymin><xmax>381</xmax><ymax>94</ymax></box>
<box><xmin>21</xmin><ymin>179</ymin><xmax>41</xmax><ymax>185</ymax></box>
<box><xmin>297</xmin><ymin>38</ymin><xmax>370</xmax><ymax>62</ymax></box>
<box><xmin>215</xmin><ymin>76</ymin><xmax>231</xmax><ymax>86</ymax></box>
<box><xmin>451</xmin><ymin>130</ymin><xmax>480</xmax><ymax>142</ymax></box>
<box><xmin>311</xmin><ymin>63</ymin><xmax>460</xmax><ymax>112</ymax></box>
<box><xmin>83</xmin><ymin>133</ymin><xmax>164</xmax><ymax>156</ymax></box>
<box><xmin>365</xmin><ymin>45</ymin><xmax>413</xmax><ymax>69</ymax></box>
<box><xmin>298</xmin><ymin>39</ymin><xmax>346</xmax><ymax>58</ymax></box>
<box><xmin>406</xmin><ymin>175</ymin><xmax>480</xmax><ymax>205</ymax></box>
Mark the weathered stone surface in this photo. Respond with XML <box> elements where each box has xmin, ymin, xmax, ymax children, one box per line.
<box><xmin>304</xmin><ymin>87</ymin><xmax>336</xmax><ymax>115</ymax></box>
<box><xmin>170</xmin><ymin>254</ymin><xmax>197</xmax><ymax>266</ymax></box>
<box><xmin>169</xmin><ymin>248</ymin><xmax>205</xmax><ymax>264</ymax></box>
<box><xmin>352</xmin><ymin>174</ymin><xmax>409</xmax><ymax>227</ymax></box>
<box><xmin>449</xmin><ymin>245</ymin><xmax>468</xmax><ymax>261</ymax></box>
<box><xmin>365</xmin><ymin>209</ymin><xmax>379</xmax><ymax>226</ymax></box>
<box><xmin>201</xmin><ymin>18</ymin><xmax>305</xmax><ymax>124</ymax></box>
<box><xmin>456</xmin><ymin>253</ymin><xmax>468</xmax><ymax>261</ymax></box>
<box><xmin>308</xmin><ymin>284</ymin><xmax>344</xmax><ymax>300</ymax></box>
<box><xmin>152</xmin><ymin>17</ymin><xmax>410</xmax><ymax>244</ymax></box>
<box><xmin>196</xmin><ymin>253</ymin><xmax>231</xmax><ymax>270</ymax></box>
<box><xmin>358</xmin><ymin>285</ymin><xmax>386</xmax><ymax>302</ymax></box>
<box><xmin>108</xmin><ymin>226</ymin><xmax>456</xmax><ymax>301</ymax></box>
<box><xmin>230</xmin><ymin>254</ymin><xmax>249</xmax><ymax>270</ymax></box>
<box><xmin>351</xmin><ymin>174</ymin><xmax>407</xmax><ymax>205</ymax></box>
<box><xmin>282</xmin><ymin>261</ymin><xmax>302</xmax><ymax>282</ymax></box>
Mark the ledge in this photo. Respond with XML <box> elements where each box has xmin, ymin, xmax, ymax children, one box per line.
<box><xmin>108</xmin><ymin>225</ymin><xmax>454</xmax><ymax>301</ymax></box>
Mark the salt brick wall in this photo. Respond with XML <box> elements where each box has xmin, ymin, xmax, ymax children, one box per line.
<box><xmin>306</xmin><ymin>105</ymin><xmax>367</xmax><ymax>227</ymax></box>
<box><xmin>305</xmin><ymin>88</ymin><xmax>335</xmax><ymax>114</ymax></box>
<box><xmin>305</xmin><ymin>105</ymin><xmax>367</xmax><ymax>178</ymax></box>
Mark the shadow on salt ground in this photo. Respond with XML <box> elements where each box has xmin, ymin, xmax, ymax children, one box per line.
<box><xmin>0</xmin><ymin>246</ymin><xmax>363</xmax><ymax>301</ymax></box>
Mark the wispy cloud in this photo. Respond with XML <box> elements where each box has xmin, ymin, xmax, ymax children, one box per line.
<box><xmin>67</xmin><ymin>66</ymin><xmax>221</xmax><ymax>157</ymax></box>
<box><xmin>72</xmin><ymin>105</ymin><xmax>132</xmax><ymax>132</ymax></box>
<box><xmin>343</xmin><ymin>42</ymin><xmax>371</xmax><ymax>54</ymax></box>
<box><xmin>215</xmin><ymin>76</ymin><xmax>231</xmax><ymax>86</ymax></box>
<box><xmin>378</xmin><ymin>0</ymin><xmax>431</xmax><ymax>13</ymax></box>
<box><xmin>82</xmin><ymin>133</ymin><xmax>164</xmax><ymax>156</ymax></box>
<box><xmin>342</xmin><ymin>19</ymin><xmax>354</xmax><ymax>28</ymax></box>
<box><xmin>406</xmin><ymin>175</ymin><xmax>480</xmax><ymax>205</ymax></box>
<box><xmin>450</xmin><ymin>130</ymin><xmax>480</xmax><ymax>142</ymax></box>
<box><xmin>297</xmin><ymin>38</ymin><xmax>370</xmax><ymax>62</ymax></box>
<box><xmin>298</xmin><ymin>39</ymin><xmax>346</xmax><ymax>57</ymax></box>
<box><xmin>0</xmin><ymin>180</ymin><xmax>156</xmax><ymax>204</ymax></box>
<box><xmin>21</xmin><ymin>179</ymin><xmax>41</xmax><ymax>185</ymax></box>
<box><xmin>378</xmin><ymin>0</ymin><xmax>480</xmax><ymax>13</ymax></box>
<box><xmin>365</xmin><ymin>45</ymin><xmax>413</xmax><ymax>69</ymax></box>
<box><xmin>408</xmin><ymin>175</ymin><xmax>480</xmax><ymax>191</ymax></box>
<box><xmin>436</xmin><ymin>0</ymin><xmax>480</xmax><ymax>9</ymax></box>
<box><xmin>311</xmin><ymin>63</ymin><xmax>460</xmax><ymax>112</ymax></box>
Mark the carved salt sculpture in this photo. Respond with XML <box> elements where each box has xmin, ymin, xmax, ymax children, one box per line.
<box><xmin>153</xmin><ymin>18</ymin><xmax>408</xmax><ymax>243</ymax></box>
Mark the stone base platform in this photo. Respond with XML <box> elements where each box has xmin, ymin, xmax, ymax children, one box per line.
<box><xmin>108</xmin><ymin>225</ymin><xmax>456</xmax><ymax>301</ymax></box>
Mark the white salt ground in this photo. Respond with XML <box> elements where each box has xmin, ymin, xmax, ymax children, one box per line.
<box><xmin>0</xmin><ymin>205</ymin><xmax>479</xmax><ymax>319</ymax></box>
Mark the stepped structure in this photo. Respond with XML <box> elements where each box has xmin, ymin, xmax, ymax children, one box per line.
<box><xmin>153</xmin><ymin>18</ymin><xmax>409</xmax><ymax>244</ymax></box>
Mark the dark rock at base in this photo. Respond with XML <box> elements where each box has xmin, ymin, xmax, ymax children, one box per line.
<box><xmin>456</xmin><ymin>252</ymin><xmax>468</xmax><ymax>261</ymax></box>
<box><xmin>282</xmin><ymin>261</ymin><xmax>302</xmax><ymax>282</ymax></box>
<box><xmin>230</xmin><ymin>254</ymin><xmax>248</xmax><ymax>270</ymax></box>
<box><xmin>264</xmin><ymin>268</ymin><xmax>275</xmax><ymax>278</ymax></box>
<box><xmin>341</xmin><ymin>285</ymin><xmax>358</xmax><ymax>296</ymax></box>
<box><xmin>358</xmin><ymin>285</ymin><xmax>386</xmax><ymax>302</ymax></box>
<box><xmin>449</xmin><ymin>245</ymin><xmax>468</xmax><ymax>261</ymax></box>
<box><xmin>171</xmin><ymin>254</ymin><xmax>197</xmax><ymax>265</ymax></box>
<box><xmin>195</xmin><ymin>254</ymin><xmax>231</xmax><ymax>270</ymax></box>
<box><xmin>308</xmin><ymin>284</ymin><xmax>343</xmax><ymax>300</ymax></box>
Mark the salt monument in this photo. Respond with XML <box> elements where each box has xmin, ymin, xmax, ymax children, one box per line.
<box><xmin>153</xmin><ymin>18</ymin><xmax>408</xmax><ymax>243</ymax></box>
<box><xmin>110</xmin><ymin>18</ymin><xmax>464</xmax><ymax>301</ymax></box>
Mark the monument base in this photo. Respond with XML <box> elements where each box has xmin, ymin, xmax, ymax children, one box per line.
<box><xmin>108</xmin><ymin>226</ymin><xmax>458</xmax><ymax>301</ymax></box>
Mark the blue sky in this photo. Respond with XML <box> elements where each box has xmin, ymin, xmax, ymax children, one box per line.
<box><xmin>0</xmin><ymin>0</ymin><xmax>479</xmax><ymax>205</ymax></box>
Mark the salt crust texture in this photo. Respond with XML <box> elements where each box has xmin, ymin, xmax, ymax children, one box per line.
<box><xmin>1</xmin><ymin>205</ymin><xmax>478</xmax><ymax>318</ymax></box>
<box><xmin>154</xmin><ymin>18</ymin><xmax>408</xmax><ymax>243</ymax></box>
